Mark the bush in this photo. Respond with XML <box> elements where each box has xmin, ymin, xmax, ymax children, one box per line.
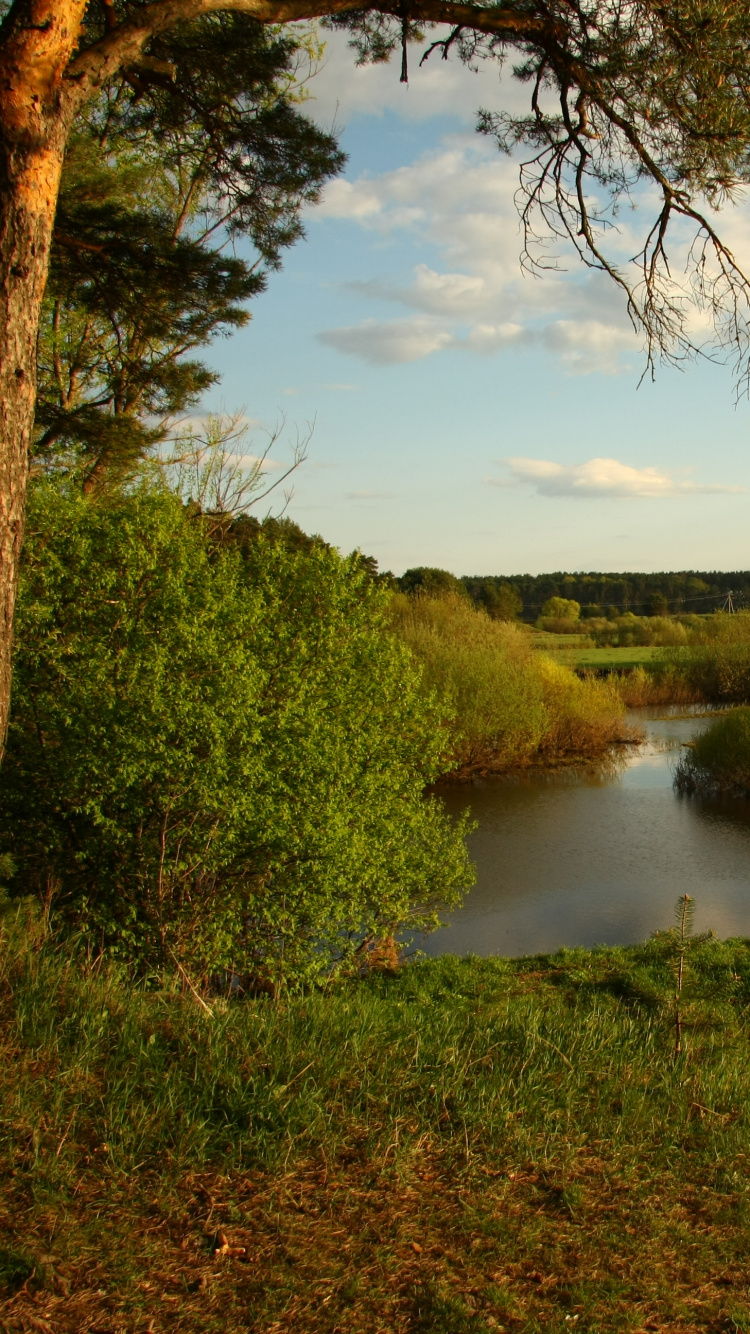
<box><xmin>591</xmin><ymin>613</ymin><xmax>693</xmax><ymax>649</ymax></box>
<box><xmin>539</xmin><ymin>596</ymin><xmax>580</xmax><ymax>621</ymax></box>
<box><xmin>670</xmin><ymin>613</ymin><xmax>750</xmax><ymax>703</ymax></box>
<box><xmin>675</xmin><ymin>707</ymin><xmax>750</xmax><ymax>796</ymax></box>
<box><xmin>0</xmin><ymin>482</ymin><xmax>473</xmax><ymax>983</ymax></box>
<box><xmin>389</xmin><ymin>594</ymin><xmax>629</xmax><ymax>776</ymax></box>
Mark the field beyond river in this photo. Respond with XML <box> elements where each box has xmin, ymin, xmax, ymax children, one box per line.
<box><xmin>2</xmin><ymin>923</ymin><xmax>750</xmax><ymax>1334</ymax></box>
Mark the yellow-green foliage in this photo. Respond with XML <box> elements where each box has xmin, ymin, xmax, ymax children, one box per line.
<box><xmin>591</xmin><ymin>613</ymin><xmax>696</xmax><ymax>648</ymax></box>
<box><xmin>676</xmin><ymin>707</ymin><xmax>750</xmax><ymax>795</ymax></box>
<box><xmin>669</xmin><ymin>612</ymin><xmax>750</xmax><ymax>702</ymax></box>
<box><xmin>613</xmin><ymin>663</ymin><xmax>701</xmax><ymax>708</ymax></box>
<box><xmin>389</xmin><ymin>594</ymin><xmax>628</xmax><ymax>776</ymax></box>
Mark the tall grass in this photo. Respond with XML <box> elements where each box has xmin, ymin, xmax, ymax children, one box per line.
<box><xmin>667</xmin><ymin>612</ymin><xmax>750</xmax><ymax>703</ymax></box>
<box><xmin>389</xmin><ymin>594</ymin><xmax>633</xmax><ymax>777</ymax></box>
<box><xmin>675</xmin><ymin>706</ymin><xmax>750</xmax><ymax>795</ymax></box>
<box><xmin>610</xmin><ymin>663</ymin><xmax>704</xmax><ymax>708</ymax></box>
<box><xmin>3</xmin><ymin>910</ymin><xmax>750</xmax><ymax>1331</ymax></box>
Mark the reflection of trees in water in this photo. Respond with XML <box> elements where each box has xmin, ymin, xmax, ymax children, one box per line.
<box><xmin>679</xmin><ymin>792</ymin><xmax>750</xmax><ymax>836</ymax></box>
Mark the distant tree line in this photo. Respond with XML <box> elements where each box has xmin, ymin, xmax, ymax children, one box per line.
<box><xmin>397</xmin><ymin>569</ymin><xmax>750</xmax><ymax>620</ymax></box>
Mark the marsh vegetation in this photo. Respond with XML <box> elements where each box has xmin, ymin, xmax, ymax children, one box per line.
<box><xmin>389</xmin><ymin>594</ymin><xmax>634</xmax><ymax>779</ymax></box>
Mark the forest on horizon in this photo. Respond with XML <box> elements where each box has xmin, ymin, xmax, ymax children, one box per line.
<box><xmin>398</xmin><ymin>566</ymin><xmax>750</xmax><ymax>620</ymax></box>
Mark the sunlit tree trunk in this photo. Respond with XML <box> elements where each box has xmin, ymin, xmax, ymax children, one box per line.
<box><xmin>0</xmin><ymin>1</ymin><xmax>85</xmax><ymax>750</ymax></box>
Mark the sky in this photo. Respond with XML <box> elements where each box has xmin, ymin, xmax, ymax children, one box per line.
<box><xmin>201</xmin><ymin>28</ymin><xmax>750</xmax><ymax>578</ymax></box>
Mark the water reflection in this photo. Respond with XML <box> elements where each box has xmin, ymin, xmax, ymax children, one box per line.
<box><xmin>426</xmin><ymin>709</ymin><xmax>750</xmax><ymax>957</ymax></box>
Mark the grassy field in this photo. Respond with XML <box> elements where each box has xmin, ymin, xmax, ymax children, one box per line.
<box><xmin>562</xmin><ymin>646</ymin><xmax>662</xmax><ymax>671</ymax></box>
<box><xmin>2</xmin><ymin>912</ymin><xmax>750</xmax><ymax>1333</ymax></box>
<box><xmin>532</xmin><ymin>636</ymin><xmax>663</xmax><ymax>673</ymax></box>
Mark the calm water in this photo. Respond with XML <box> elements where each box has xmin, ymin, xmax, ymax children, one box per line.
<box><xmin>426</xmin><ymin>709</ymin><xmax>750</xmax><ymax>957</ymax></box>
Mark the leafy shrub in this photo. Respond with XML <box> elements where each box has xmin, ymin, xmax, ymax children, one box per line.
<box><xmin>674</xmin><ymin>707</ymin><xmax>750</xmax><ymax>796</ymax></box>
<box><xmin>539</xmin><ymin>596</ymin><xmax>580</xmax><ymax>621</ymax></box>
<box><xmin>670</xmin><ymin>614</ymin><xmax>750</xmax><ymax>702</ymax></box>
<box><xmin>389</xmin><ymin>594</ymin><xmax>628</xmax><ymax>776</ymax></box>
<box><xmin>0</xmin><ymin>482</ymin><xmax>472</xmax><ymax>983</ymax></box>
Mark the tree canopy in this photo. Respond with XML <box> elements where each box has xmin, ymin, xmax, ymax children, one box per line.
<box><xmin>1</xmin><ymin>478</ymin><xmax>472</xmax><ymax>981</ymax></box>
<box><xmin>49</xmin><ymin>0</ymin><xmax>750</xmax><ymax>381</ymax></box>
<box><xmin>3</xmin><ymin>0</ymin><xmax>750</xmax><ymax>748</ymax></box>
<box><xmin>34</xmin><ymin>14</ymin><xmax>344</xmax><ymax>490</ymax></box>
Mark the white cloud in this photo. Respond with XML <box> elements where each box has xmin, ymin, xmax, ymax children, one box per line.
<box><xmin>318</xmin><ymin>311</ymin><xmax>632</xmax><ymax>372</ymax></box>
<box><xmin>305</xmin><ymin>29</ymin><xmax>750</xmax><ymax>378</ymax></box>
<box><xmin>224</xmin><ymin>452</ymin><xmax>282</xmax><ymax>472</ymax></box>
<box><xmin>305</xmin><ymin>25</ymin><xmax>521</xmax><ymax>128</ymax></box>
<box><xmin>314</xmin><ymin>136</ymin><xmax>641</xmax><ymax>372</ymax></box>
<box><xmin>539</xmin><ymin>321</ymin><xmax>636</xmax><ymax>375</ymax></box>
<box><xmin>493</xmin><ymin>456</ymin><xmax>744</xmax><ymax>499</ymax></box>
<box><xmin>319</xmin><ymin>316</ymin><xmax>454</xmax><ymax>364</ymax></box>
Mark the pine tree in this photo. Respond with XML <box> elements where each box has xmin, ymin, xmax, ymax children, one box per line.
<box><xmin>34</xmin><ymin>15</ymin><xmax>345</xmax><ymax>491</ymax></box>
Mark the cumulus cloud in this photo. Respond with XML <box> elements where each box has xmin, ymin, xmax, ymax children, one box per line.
<box><xmin>318</xmin><ymin>312</ymin><xmax>633</xmax><ymax>372</ymax></box>
<box><xmin>319</xmin><ymin>317</ymin><xmax>454</xmax><ymax>365</ymax></box>
<box><xmin>306</xmin><ymin>26</ymin><xmax>522</xmax><ymax>127</ymax></box>
<box><xmin>315</xmin><ymin>137</ymin><xmax>641</xmax><ymax>372</ymax></box>
<box><xmin>223</xmin><ymin>452</ymin><xmax>283</xmax><ymax>472</ymax></box>
<box><xmin>306</xmin><ymin>32</ymin><xmax>750</xmax><ymax>377</ymax></box>
<box><xmin>493</xmin><ymin>456</ymin><xmax>744</xmax><ymax>499</ymax></box>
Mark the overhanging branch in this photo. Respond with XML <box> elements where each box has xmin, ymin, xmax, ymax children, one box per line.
<box><xmin>65</xmin><ymin>0</ymin><xmax>559</xmax><ymax>106</ymax></box>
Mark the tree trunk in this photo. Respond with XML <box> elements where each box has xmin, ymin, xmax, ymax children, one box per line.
<box><xmin>0</xmin><ymin>135</ymin><xmax>66</xmax><ymax>750</ymax></box>
<box><xmin>0</xmin><ymin>2</ymin><xmax>87</xmax><ymax>752</ymax></box>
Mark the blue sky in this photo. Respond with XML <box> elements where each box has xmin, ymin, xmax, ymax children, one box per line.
<box><xmin>202</xmin><ymin>29</ymin><xmax>750</xmax><ymax>577</ymax></box>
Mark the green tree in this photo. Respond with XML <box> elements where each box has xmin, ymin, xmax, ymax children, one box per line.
<box><xmin>0</xmin><ymin>479</ymin><xmax>472</xmax><ymax>982</ymax></box>
<box><xmin>5</xmin><ymin>1</ymin><xmax>750</xmax><ymax>750</ymax></box>
<box><xmin>35</xmin><ymin>18</ymin><xmax>344</xmax><ymax>490</ymax></box>
<box><xmin>399</xmin><ymin>567</ymin><xmax>466</xmax><ymax>599</ymax></box>
<box><xmin>463</xmin><ymin>578</ymin><xmax>523</xmax><ymax>622</ymax></box>
<box><xmin>540</xmin><ymin>597</ymin><xmax>581</xmax><ymax>622</ymax></box>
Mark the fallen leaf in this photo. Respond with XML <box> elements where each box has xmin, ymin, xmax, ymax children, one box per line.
<box><xmin>213</xmin><ymin>1230</ymin><xmax>247</xmax><ymax>1259</ymax></box>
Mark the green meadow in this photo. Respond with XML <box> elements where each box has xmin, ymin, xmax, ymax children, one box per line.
<box><xmin>2</xmin><ymin>912</ymin><xmax>750</xmax><ymax>1334</ymax></box>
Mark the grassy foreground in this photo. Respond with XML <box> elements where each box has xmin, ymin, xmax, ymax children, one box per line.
<box><xmin>2</xmin><ymin>919</ymin><xmax>750</xmax><ymax>1333</ymax></box>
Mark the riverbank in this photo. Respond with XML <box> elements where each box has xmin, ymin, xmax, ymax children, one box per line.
<box><xmin>3</xmin><ymin>920</ymin><xmax>750</xmax><ymax>1333</ymax></box>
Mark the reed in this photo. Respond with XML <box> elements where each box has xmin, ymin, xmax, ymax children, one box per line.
<box><xmin>674</xmin><ymin>705</ymin><xmax>750</xmax><ymax>796</ymax></box>
<box><xmin>610</xmin><ymin>663</ymin><xmax>704</xmax><ymax>708</ymax></box>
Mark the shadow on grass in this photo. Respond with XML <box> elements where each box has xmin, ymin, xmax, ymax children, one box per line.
<box><xmin>413</xmin><ymin>1283</ymin><xmax>493</xmax><ymax>1334</ymax></box>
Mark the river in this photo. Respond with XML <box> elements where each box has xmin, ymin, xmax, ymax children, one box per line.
<box><xmin>426</xmin><ymin>708</ymin><xmax>750</xmax><ymax>957</ymax></box>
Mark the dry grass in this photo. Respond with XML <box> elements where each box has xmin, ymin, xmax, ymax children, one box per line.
<box><xmin>2</xmin><ymin>924</ymin><xmax>750</xmax><ymax>1334</ymax></box>
<box><xmin>3</xmin><ymin>1144</ymin><xmax>749</xmax><ymax>1333</ymax></box>
<box><xmin>606</xmin><ymin>666</ymin><xmax>704</xmax><ymax>709</ymax></box>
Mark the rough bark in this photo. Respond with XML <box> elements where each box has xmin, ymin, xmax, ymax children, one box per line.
<box><xmin>0</xmin><ymin>2</ymin><xmax>85</xmax><ymax>752</ymax></box>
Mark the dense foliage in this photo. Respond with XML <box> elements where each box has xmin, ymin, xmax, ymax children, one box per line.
<box><xmin>35</xmin><ymin>15</ymin><xmax>344</xmax><ymax>489</ymax></box>
<box><xmin>667</xmin><ymin>613</ymin><xmax>750</xmax><ymax>704</ymax></box>
<box><xmin>0</xmin><ymin>483</ymin><xmax>471</xmax><ymax>982</ymax></box>
<box><xmin>389</xmin><ymin>593</ymin><xmax>629</xmax><ymax>775</ymax></box>
<box><xmin>400</xmin><ymin>569</ymin><xmax>750</xmax><ymax>621</ymax></box>
<box><xmin>675</xmin><ymin>707</ymin><xmax>750</xmax><ymax>796</ymax></box>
